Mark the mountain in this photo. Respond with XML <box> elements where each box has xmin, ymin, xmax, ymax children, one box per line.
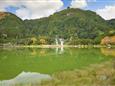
<box><xmin>107</xmin><ymin>19</ymin><xmax>115</xmax><ymax>28</ymax></box>
<box><xmin>0</xmin><ymin>12</ymin><xmax>26</xmax><ymax>43</ymax></box>
<box><xmin>0</xmin><ymin>8</ymin><xmax>114</xmax><ymax>44</ymax></box>
<box><xmin>24</xmin><ymin>8</ymin><xmax>111</xmax><ymax>44</ymax></box>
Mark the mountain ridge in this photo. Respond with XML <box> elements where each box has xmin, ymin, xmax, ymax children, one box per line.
<box><xmin>0</xmin><ymin>8</ymin><xmax>115</xmax><ymax>44</ymax></box>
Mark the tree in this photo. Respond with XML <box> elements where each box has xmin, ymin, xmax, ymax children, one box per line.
<box><xmin>31</xmin><ymin>37</ymin><xmax>37</xmax><ymax>44</ymax></box>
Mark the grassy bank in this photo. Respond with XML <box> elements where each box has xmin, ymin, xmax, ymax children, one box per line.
<box><xmin>41</xmin><ymin>60</ymin><xmax>115</xmax><ymax>86</ymax></box>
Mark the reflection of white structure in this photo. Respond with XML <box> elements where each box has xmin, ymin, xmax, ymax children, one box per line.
<box><xmin>56</xmin><ymin>47</ymin><xmax>59</xmax><ymax>54</ymax></box>
<box><xmin>0</xmin><ymin>72</ymin><xmax>52</xmax><ymax>86</ymax></box>
<box><xmin>55</xmin><ymin>47</ymin><xmax>64</xmax><ymax>54</ymax></box>
<box><xmin>59</xmin><ymin>47</ymin><xmax>64</xmax><ymax>54</ymax></box>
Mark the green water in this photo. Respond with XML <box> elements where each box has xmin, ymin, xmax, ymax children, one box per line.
<box><xmin>0</xmin><ymin>48</ymin><xmax>114</xmax><ymax>81</ymax></box>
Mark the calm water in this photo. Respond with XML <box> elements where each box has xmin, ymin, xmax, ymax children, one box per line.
<box><xmin>0</xmin><ymin>48</ymin><xmax>114</xmax><ymax>85</ymax></box>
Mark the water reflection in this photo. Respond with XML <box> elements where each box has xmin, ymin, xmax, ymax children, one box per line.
<box><xmin>29</xmin><ymin>47</ymin><xmax>115</xmax><ymax>57</ymax></box>
<box><xmin>0</xmin><ymin>72</ymin><xmax>52</xmax><ymax>86</ymax></box>
<box><xmin>29</xmin><ymin>47</ymin><xmax>64</xmax><ymax>56</ymax></box>
<box><xmin>0</xmin><ymin>48</ymin><xmax>113</xmax><ymax>82</ymax></box>
<box><xmin>31</xmin><ymin>49</ymin><xmax>37</xmax><ymax>56</ymax></box>
<box><xmin>29</xmin><ymin>48</ymin><xmax>48</xmax><ymax>56</ymax></box>
<box><xmin>55</xmin><ymin>47</ymin><xmax>64</xmax><ymax>54</ymax></box>
<box><xmin>101</xmin><ymin>48</ymin><xmax>115</xmax><ymax>57</ymax></box>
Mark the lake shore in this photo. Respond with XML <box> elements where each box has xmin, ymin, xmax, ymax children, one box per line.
<box><xmin>1</xmin><ymin>44</ymin><xmax>115</xmax><ymax>48</ymax></box>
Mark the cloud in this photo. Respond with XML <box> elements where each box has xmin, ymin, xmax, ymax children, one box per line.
<box><xmin>70</xmin><ymin>0</ymin><xmax>87</xmax><ymax>8</ymax></box>
<box><xmin>0</xmin><ymin>0</ymin><xmax>18</xmax><ymax>11</ymax></box>
<box><xmin>0</xmin><ymin>0</ymin><xmax>63</xmax><ymax>20</ymax></box>
<box><xmin>96</xmin><ymin>5</ymin><xmax>115</xmax><ymax>20</ymax></box>
<box><xmin>15</xmin><ymin>8</ymin><xmax>30</xmax><ymax>19</ymax></box>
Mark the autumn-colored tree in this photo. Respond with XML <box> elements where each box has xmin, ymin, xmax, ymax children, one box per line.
<box><xmin>101</xmin><ymin>36</ymin><xmax>110</xmax><ymax>45</ymax></box>
<box><xmin>0</xmin><ymin>12</ymin><xmax>8</xmax><ymax>20</ymax></box>
<box><xmin>101</xmin><ymin>36</ymin><xmax>115</xmax><ymax>45</ymax></box>
<box><xmin>38</xmin><ymin>36</ymin><xmax>48</xmax><ymax>45</ymax></box>
<box><xmin>39</xmin><ymin>39</ymin><xmax>46</xmax><ymax>44</ymax></box>
<box><xmin>31</xmin><ymin>37</ymin><xmax>37</xmax><ymax>44</ymax></box>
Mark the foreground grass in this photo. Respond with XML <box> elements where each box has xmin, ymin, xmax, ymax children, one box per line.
<box><xmin>41</xmin><ymin>59</ymin><xmax>115</xmax><ymax>86</ymax></box>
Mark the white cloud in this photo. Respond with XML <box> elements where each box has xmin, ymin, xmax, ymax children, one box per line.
<box><xmin>15</xmin><ymin>8</ymin><xmax>30</xmax><ymax>19</ymax></box>
<box><xmin>96</xmin><ymin>5</ymin><xmax>115</xmax><ymax>20</ymax></box>
<box><xmin>0</xmin><ymin>0</ymin><xmax>63</xmax><ymax>20</ymax></box>
<box><xmin>0</xmin><ymin>0</ymin><xmax>17</xmax><ymax>11</ymax></box>
<box><xmin>70</xmin><ymin>0</ymin><xmax>87</xmax><ymax>8</ymax></box>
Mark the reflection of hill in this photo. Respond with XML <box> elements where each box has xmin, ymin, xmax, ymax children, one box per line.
<box><xmin>0</xmin><ymin>72</ymin><xmax>51</xmax><ymax>86</ymax></box>
<box><xmin>101</xmin><ymin>48</ymin><xmax>115</xmax><ymax>57</ymax></box>
<box><xmin>0</xmin><ymin>48</ymin><xmax>111</xmax><ymax>80</ymax></box>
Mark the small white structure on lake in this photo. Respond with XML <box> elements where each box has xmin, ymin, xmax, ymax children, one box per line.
<box><xmin>55</xmin><ymin>37</ymin><xmax>64</xmax><ymax>46</ymax></box>
<box><xmin>55</xmin><ymin>38</ymin><xmax>59</xmax><ymax>45</ymax></box>
<box><xmin>59</xmin><ymin>38</ymin><xmax>64</xmax><ymax>46</ymax></box>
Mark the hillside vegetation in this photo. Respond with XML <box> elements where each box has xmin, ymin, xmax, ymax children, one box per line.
<box><xmin>0</xmin><ymin>12</ymin><xmax>26</xmax><ymax>43</ymax></box>
<box><xmin>0</xmin><ymin>8</ymin><xmax>115</xmax><ymax>45</ymax></box>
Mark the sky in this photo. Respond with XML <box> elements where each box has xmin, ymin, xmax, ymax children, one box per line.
<box><xmin>0</xmin><ymin>0</ymin><xmax>115</xmax><ymax>20</ymax></box>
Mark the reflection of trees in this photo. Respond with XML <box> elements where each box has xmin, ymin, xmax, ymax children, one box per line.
<box><xmin>30</xmin><ymin>48</ymin><xmax>65</xmax><ymax>57</ymax></box>
<box><xmin>31</xmin><ymin>49</ymin><xmax>37</xmax><ymax>56</ymax></box>
<box><xmin>30</xmin><ymin>49</ymin><xmax>47</xmax><ymax>56</ymax></box>
<box><xmin>39</xmin><ymin>49</ymin><xmax>47</xmax><ymax>56</ymax></box>
<box><xmin>101</xmin><ymin>48</ymin><xmax>115</xmax><ymax>70</ymax></box>
<box><xmin>30</xmin><ymin>49</ymin><xmax>56</xmax><ymax>57</ymax></box>
<box><xmin>101</xmin><ymin>48</ymin><xmax>115</xmax><ymax>57</ymax></box>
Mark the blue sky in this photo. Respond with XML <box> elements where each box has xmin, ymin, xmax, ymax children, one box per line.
<box><xmin>1</xmin><ymin>0</ymin><xmax>115</xmax><ymax>20</ymax></box>
<box><xmin>62</xmin><ymin>0</ymin><xmax>115</xmax><ymax>10</ymax></box>
<box><xmin>5</xmin><ymin>0</ymin><xmax>115</xmax><ymax>12</ymax></box>
<box><xmin>62</xmin><ymin>0</ymin><xmax>72</xmax><ymax>8</ymax></box>
<box><xmin>5</xmin><ymin>6</ymin><xmax>19</xmax><ymax>14</ymax></box>
<box><xmin>86</xmin><ymin>0</ymin><xmax>115</xmax><ymax>10</ymax></box>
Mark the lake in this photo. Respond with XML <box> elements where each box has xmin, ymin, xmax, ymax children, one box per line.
<box><xmin>0</xmin><ymin>47</ymin><xmax>114</xmax><ymax>86</ymax></box>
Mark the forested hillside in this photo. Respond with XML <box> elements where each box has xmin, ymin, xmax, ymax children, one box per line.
<box><xmin>0</xmin><ymin>12</ymin><xmax>26</xmax><ymax>43</ymax></box>
<box><xmin>107</xmin><ymin>19</ymin><xmax>115</xmax><ymax>28</ymax></box>
<box><xmin>0</xmin><ymin>8</ymin><xmax>115</xmax><ymax>45</ymax></box>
